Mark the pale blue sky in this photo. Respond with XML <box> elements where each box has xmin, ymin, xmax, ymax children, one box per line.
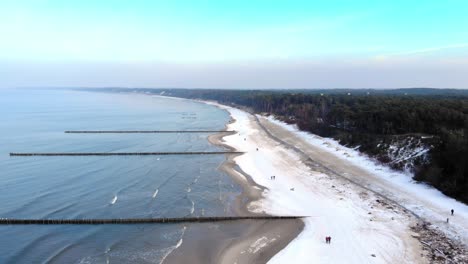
<box><xmin>1</xmin><ymin>0</ymin><xmax>468</xmax><ymax>88</ymax></box>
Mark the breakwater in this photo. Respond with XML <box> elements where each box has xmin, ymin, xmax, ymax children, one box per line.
<box><xmin>0</xmin><ymin>216</ymin><xmax>304</xmax><ymax>225</ymax></box>
<box><xmin>10</xmin><ymin>151</ymin><xmax>244</xmax><ymax>156</ymax></box>
<box><xmin>65</xmin><ymin>130</ymin><xmax>236</xmax><ymax>133</ymax></box>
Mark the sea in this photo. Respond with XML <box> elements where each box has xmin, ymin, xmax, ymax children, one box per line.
<box><xmin>0</xmin><ymin>89</ymin><xmax>241</xmax><ymax>263</ymax></box>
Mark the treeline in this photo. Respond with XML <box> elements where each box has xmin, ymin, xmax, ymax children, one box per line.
<box><xmin>86</xmin><ymin>88</ymin><xmax>468</xmax><ymax>204</ymax></box>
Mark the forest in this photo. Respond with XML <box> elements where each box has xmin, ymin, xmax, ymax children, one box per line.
<box><xmin>90</xmin><ymin>88</ymin><xmax>468</xmax><ymax>204</ymax></box>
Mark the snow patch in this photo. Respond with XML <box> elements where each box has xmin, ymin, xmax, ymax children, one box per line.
<box><xmin>248</xmin><ymin>237</ymin><xmax>277</xmax><ymax>254</ymax></box>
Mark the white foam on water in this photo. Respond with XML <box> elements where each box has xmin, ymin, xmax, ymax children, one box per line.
<box><xmin>190</xmin><ymin>200</ymin><xmax>195</xmax><ymax>215</ymax></box>
<box><xmin>159</xmin><ymin>226</ymin><xmax>187</xmax><ymax>264</ymax></box>
<box><xmin>110</xmin><ymin>196</ymin><xmax>118</xmax><ymax>205</ymax></box>
<box><xmin>175</xmin><ymin>237</ymin><xmax>183</xmax><ymax>249</ymax></box>
<box><xmin>152</xmin><ymin>189</ymin><xmax>159</xmax><ymax>198</ymax></box>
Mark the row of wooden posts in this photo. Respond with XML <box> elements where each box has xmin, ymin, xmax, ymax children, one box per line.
<box><xmin>7</xmin><ymin>129</ymin><xmax>304</xmax><ymax>224</ymax></box>
<box><xmin>10</xmin><ymin>151</ymin><xmax>244</xmax><ymax>156</ymax></box>
<box><xmin>0</xmin><ymin>216</ymin><xmax>304</xmax><ymax>225</ymax></box>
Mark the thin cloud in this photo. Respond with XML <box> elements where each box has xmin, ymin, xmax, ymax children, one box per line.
<box><xmin>378</xmin><ymin>43</ymin><xmax>468</xmax><ymax>59</ymax></box>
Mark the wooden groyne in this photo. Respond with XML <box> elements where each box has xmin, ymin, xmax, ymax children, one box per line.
<box><xmin>10</xmin><ymin>151</ymin><xmax>243</xmax><ymax>157</ymax></box>
<box><xmin>0</xmin><ymin>216</ymin><xmax>304</xmax><ymax>225</ymax></box>
<box><xmin>65</xmin><ymin>130</ymin><xmax>236</xmax><ymax>134</ymax></box>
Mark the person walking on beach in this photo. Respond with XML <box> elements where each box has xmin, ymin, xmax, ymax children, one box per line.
<box><xmin>329</xmin><ymin>236</ymin><xmax>332</xmax><ymax>244</ymax></box>
<box><xmin>451</xmin><ymin>209</ymin><xmax>454</xmax><ymax>216</ymax></box>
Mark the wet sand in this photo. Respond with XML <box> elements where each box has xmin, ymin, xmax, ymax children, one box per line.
<box><xmin>166</xmin><ymin>219</ymin><xmax>303</xmax><ymax>264</ymax></box>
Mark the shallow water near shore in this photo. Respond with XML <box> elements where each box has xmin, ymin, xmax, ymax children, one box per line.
<box><xmin>0</xmin><ymin>89</ymin><xmax>241</xmax><ymax>263</ymax></box>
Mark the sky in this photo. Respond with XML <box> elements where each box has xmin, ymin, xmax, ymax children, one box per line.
<box><xmin>1</xmin><ymin>0</ymin><xmax>468</xmax><ymax>89</ymax></box>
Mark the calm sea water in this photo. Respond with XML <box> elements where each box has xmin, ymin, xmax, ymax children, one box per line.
<box><xmin>0</xmin><ymin>89</ymin><xmax>240</xmax><ymax>263</ymax></box>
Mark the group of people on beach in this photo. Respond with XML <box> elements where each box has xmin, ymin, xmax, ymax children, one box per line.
<box><xmin>325</xmin><ymin>236</ymin><xmax>332</xmax><ymax>244</ymax></box>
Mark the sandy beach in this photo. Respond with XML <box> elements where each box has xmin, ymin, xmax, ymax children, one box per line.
<box><xmin>164</xmin><ymin>97</ymin><xmax>467</xmax><ymax>263</ymax></box>
<box><xmin>211</xmin><ymin>104</ymin><xmax>427</xmax><ymax>263</ymax></box>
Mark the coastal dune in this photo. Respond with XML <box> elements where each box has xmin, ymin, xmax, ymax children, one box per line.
<box><xmin>260</xmin><ymin>115</ymin><xmax>468</xmax><ymax>246</ymax></box>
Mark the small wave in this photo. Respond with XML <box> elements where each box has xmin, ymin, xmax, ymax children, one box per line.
<box><xmin>43</xmin><ymin>202</ymin><xmax>77</xmax><ymax>218</ymax></box>
<box><xmin>186</xmin><ymin>187</ymin><xmax>191</xmax><ymax>193</ymax></box>
<box><xmin>152</xmin><ymin>189</ymin><xmax>159</xmax><ymax>198</ymax></box>
<box><xmin>110</xmin><ymin>195</ymin><xmax>118</xmax><ymax>205</ymax></box>
<box><xmin>218</xmin><ymin>180</ymin><xmax>222</xmax><ymax>201</ymax></box>
<box><xmin>159</xmin><ymin>226</ymin><xmax>187</xmax><ymax>264</ymax></box>
<box><xmin>33</xmin><ymin>240</ymin><xmax>75</xmax><ymax>263</ymax></box>
<box><xmin>177</xmin><ymin>226</ymin><xmax>187</xmax><ymax>247</ymax></box>
<box><xmin>190</xmin><ymin>200</ymin><xmax>195</xmax><ymax>215</ymax></box>
<box><xmin>175</xmin><ymin>237</ymin><xmax>183</xmax><ymax>249</ymax></box>
<box><xmin>158</xmin><ymin>171</ymin><xmax>178</xmax><ymax>189</ymax></box>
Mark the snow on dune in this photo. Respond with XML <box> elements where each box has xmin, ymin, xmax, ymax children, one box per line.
<box><xmin>264</xmin><ymin>115</ymin><xmax>468</xmax><ymax>244</ymax></box>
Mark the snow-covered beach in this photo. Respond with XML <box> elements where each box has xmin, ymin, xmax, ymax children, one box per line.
<box><xmin>262</xmin><ymin>115</ymin><xmax>468</xmax><ymax>245</ymax></box>
<box><xmin>211</xmin><ymin>102</ymin><xmax>468</xmax><ymax>263</ymax></box>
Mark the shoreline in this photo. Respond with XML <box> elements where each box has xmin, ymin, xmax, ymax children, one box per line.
<box><xmin>208</xmin><ymin>111</ymin><xmax>305</xmax><ymax>263</ymax></box>
<box><xmin>80</xmin><ymin>91</ymin><xmax>466</xmax><ymax>262</ymax></box>
<box><xmin>70</xmin><ymin>91</ymin><xmax>303</xmax><ymax>263</ymax></box>
<box><xmin>165</xmin><ymin>101</ymin><xmax>303</xmax><ymax>264</ymax></box>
